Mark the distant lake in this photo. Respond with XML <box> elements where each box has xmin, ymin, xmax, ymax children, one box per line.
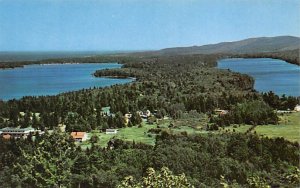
<box><xmin>0</xmin><ymin>63</ymin><xmax>133</xmax><ymax>101</ymax></box>
<box><xmin>218</xmin><ymin>58</ymin><xmax>300</xmax><ymax>97</ymax></box>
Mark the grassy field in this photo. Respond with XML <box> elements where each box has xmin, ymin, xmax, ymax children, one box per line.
<box><xmin>80</xmin><ymin>121</ymin><xmax>157</xmax><ymax>148</ymax></box>
<box><xmin>221</xmin><ymin>112</ymin><xmax>300</xmax><ymax>142</ymax></box>
<box><xmin>80</xmin><ymin>118</ymin><xmax>207</xmax><ymax>148</ymax></box>
<box><xmin>80</xmin><ymin>112</ymin><xmax>299</xmax><ymax>149</ymax></box>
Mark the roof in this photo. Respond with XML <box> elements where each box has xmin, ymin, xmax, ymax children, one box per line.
<box><xmin>0</xmin><ymin>127</ymin><xmax>35</xmax><ymax>132</ymax></box>
<box><xmin>2</xmin><ymin>134</ymin><xmax>11</xmax><ymax>139</ymax></box>
<box><xmin>71</xmin><ymin>132</ymin><xmax>86</xmax><ymax>139</ymax></box>
<box><xmin>101</xmin><ymin>107</ymin><xmax>111</xmax><ymax>113</ymax></box>
<box><xmin>106</xmin><ymin>129</ymin><xmax>117</xmax><ymax>132</ymax></box>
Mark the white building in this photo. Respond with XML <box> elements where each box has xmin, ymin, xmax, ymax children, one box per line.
<box><xmin>0</xmin><ymin>127</ymin><xmax>36</xmax><ymax>139</ymax></box>
<box><xmin>105</xmin><ymin>129</ymin><xmax>118</xmax><ymax>134</ymax></box>
<box><xmin>294</xmin><ymin>104</ymin><xmax>300</xmax><ymax>112</ymax></box>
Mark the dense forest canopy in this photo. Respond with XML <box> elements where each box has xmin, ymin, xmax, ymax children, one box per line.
<box><xmin>0</xmin><ymin>130</ymin><xmax>299</xmax><ymax>187</ymax></box>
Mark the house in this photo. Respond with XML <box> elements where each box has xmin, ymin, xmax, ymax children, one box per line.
<box><xmin>294</xmin><ymin>104</ymin><xmax>300</xmax><ymax>112</ymax></box>
<box><xmin>101</xmin><ymin>107</ymin><xmax>111</xmax><ymax>116</ymax></box>
<box><xmin>0</xmin><ymin>127</ymin><xmax>36</xmax><ymax>139</ymax></box>
<box><xmin>2</xmin><ymin>134</ymin><xmax>11</xmax><ymax>140</ymax></box>
<box><xmin>71</xmin><ymin>132</ymin><xmax>88</xmax><ymax>142</ymax></box>
<box><xmin>214</xmin><ymin>109</ymin><xmax>229</xmax><ymax>116</ymax></box>
<box><xmin>106</xmin><ymin>129</ymin><xmax>118</xmax><ymax>134</ymax></box>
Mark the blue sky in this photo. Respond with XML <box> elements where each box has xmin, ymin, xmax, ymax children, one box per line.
<box><xmin>0</xmin><ymin>0</ymin><xmax>299</xmax><ymax>51</ymax></box>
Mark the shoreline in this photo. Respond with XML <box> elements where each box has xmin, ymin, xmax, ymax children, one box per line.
<box><xmin>94</xmin><ymin>75</ymin><xmax>136</xmax><ymax>80</ymax></box>
<box><xmin>0</xmin><ymin>63</ymin><xmax>133</xmax><ymax>101</ymax></box>
<box><xmin>217</xmin><ymin>58</ymin><xmax>300</xmax><ymax>97</ymax></box>
<box><xmin>0</xmin><ymin>61</ymin><xmax>121</xmax><ymax>70</ymax></box>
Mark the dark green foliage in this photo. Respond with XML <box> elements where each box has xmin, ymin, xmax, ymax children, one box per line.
<box><xmin>130</xmin><ymin>112</ymin><xmax>142</xmax><ymax>126</ymax></box>
<box><xmin>211</xmin><ymin>100</ymin><xmax>279</xmax><ymax>126</ymax></box>
<box><xmin>0</xmin><ymin>133</ymin><xmax>299</xmax><ymax>187</ymax></box>
<box><xmin>262</xmin><ymin>91</ymin><xmax>299</xmax><ymax>110</ymax></box>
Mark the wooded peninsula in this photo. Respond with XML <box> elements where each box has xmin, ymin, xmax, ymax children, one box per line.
<box><xmin>0</xmin><ymin>48</ymin><xmax>299</xmax><ymax>187</ymax></box>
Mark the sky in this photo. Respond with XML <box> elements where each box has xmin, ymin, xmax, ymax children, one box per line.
<box><xmin>0</xmin><ymin>0</ymin><xmax>299</xmax><ymax>51</ymax></box>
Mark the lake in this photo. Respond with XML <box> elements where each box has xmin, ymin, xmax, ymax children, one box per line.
<box><xmin>0</xmin><ymin>63</ymin><xmax>133</xmax><ymax>101</ymax></box>
<box><xmin>218</xmin><ymin>58</ymin><xmax>300</xmax><ymax>97</ymax></box>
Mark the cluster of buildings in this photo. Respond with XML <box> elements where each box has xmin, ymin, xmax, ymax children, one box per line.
<box><xmin>70</xmin><ymin>129</ymin><xmax>118</xmax><ymax>142</ymax></box>
<box><xmin>0</xmin><ymin>127</ymin><xmax>41</xmax><ymax>139</ymax></box>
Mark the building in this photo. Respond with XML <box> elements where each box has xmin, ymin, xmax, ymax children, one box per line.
<box><xmin>2</xmin><ymin>134</ymin><xmax>11</xmax><ymax>140</ymax></box>
<box><xmin>0</xmin><ymin>127</ymin><xmax>36</xmax><ymax>139</ymax></box>
<box><xmin>294</xmin><ymin>104</ymin><xmax>300</xmax><ymax>112</ymax></box>
<box><xmin>276</xmin><ymin>110</ymin><xmax>292</xmax><ymax>114</ymax></box>
<box><xmin>105</xmin><ymin>129</ymin><xmax>118</xmax><ymax>134</ymax></box>
<box><xmin>101</xmin><ymin>107</ymin><xmax>111</xmax><ymax>116</ymax></box>
<box><xmin>214</xmin><ymin>109</ymin><xmax>229</xmax><ymax>116</ymax></box>
<box><xmin>71</xmin><ymin>132</ymin><xmax>88</xmax><ymax>142</ymax></box>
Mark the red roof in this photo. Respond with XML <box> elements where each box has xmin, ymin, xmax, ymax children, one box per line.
<box><xmin>2</xmin><ymin>134</ymin><xmax>11</xmax><ymax>139</ymax></box>
<box><xmin>71</xmin><ymin>132</ymin><xmax>86</xmax><ymax>139</ymax></box>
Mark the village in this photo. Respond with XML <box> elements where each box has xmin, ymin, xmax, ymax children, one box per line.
<box><xmin>1</xmin><ymin>104</ymin><xmax>300</xmax><ymax>147</ymax></box>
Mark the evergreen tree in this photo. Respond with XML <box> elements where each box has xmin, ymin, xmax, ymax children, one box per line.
<box><xmin>14</xmin><ymin>131</ymin><xmax>76</xmax><ymax>187</ymax></box>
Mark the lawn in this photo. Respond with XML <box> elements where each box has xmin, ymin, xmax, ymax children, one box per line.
<box><xmin>254</xmin><ymin>112</ymin><xmax>300</xmax><ymax>142</ymax></box>
<box><xmin>81</xmin><ymin>112</ymin><xmax>300</xmax><ymax>149</ymax></box>
<box><xmin>221</xmin><ymin>112</ymin><xmax>300</xmax><ymax>142</ymax></box>
<box><xmin>83</xmin><ymin>122</ymin><xmax>157</xmax><ymax>148</ymax></box>
<box><xmin>81</xmin><ymin>118</ymin><xmax>207</xmax><ymax>148</ymax></box>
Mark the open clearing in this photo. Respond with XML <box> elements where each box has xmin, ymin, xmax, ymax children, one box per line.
<box><xmin>222</xmin><ymin>112</ymin><xmax>300</xmax><ymax>142</ymax></box>
<box><xmin>80</xmin><ymin>112</ymin><xmax>299</xmax><ymax>149</ymax></box>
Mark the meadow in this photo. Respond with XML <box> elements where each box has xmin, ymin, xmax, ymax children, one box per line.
<box><xmin>221</xmin><ymin>112</ymin><xmax>300</xmax><ymax>142</ymax></box>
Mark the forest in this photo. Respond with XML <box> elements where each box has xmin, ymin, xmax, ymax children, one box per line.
<box><xmin>0</xmin><ymin>130</ymin><xmax>299</xmax><ymax>187</ymax></box>
<box><xmin>0</xmin><ymin>53</ymin><xmax>299</xmax><ymax>187</ymax></box>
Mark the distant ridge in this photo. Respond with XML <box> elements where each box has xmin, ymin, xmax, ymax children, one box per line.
<box><xmin>158</xmin><ymin>36</ymin><xmax>300</xmax><ymax>55</ymax></box>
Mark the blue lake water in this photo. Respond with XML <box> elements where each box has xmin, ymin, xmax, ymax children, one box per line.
<box><xmin>218</xmin><ymin>58</ymin><xmax>300</xmax><ymax>97</ymax></box>
<box><xmin>0</xmin><ymin>63</ymin><xmax>133</xmax><ymax>101</ymax></box>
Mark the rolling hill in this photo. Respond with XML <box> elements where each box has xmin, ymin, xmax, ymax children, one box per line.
<box><xmin>158</xmin><ymin>36</ymin><xmax>300</xmax><ymax>55</ymax></box>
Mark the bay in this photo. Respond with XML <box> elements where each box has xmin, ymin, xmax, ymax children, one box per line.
<box><xmin>0</xmin><ymin>63</ymin><xmax>132</xmax><ymax>100</ymax></box>
<box><xmin>218</xmin><ymin>58</ymin><xmax>300</xmax><ymax>97</ymax></box>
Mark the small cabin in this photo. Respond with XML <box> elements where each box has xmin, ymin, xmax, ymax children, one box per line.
<box><xmin>105</xmin><ymin>129</ymin><xmax>118</xmax><ymax>134</ymax></box>
<box><xmin>101</xmin><ymin>107</ymin><xmax>111</xmax><ymax>116</ymax></box>
<box><xmin>214</xmin><ymin>109</ymin><xmax>229</xmax><ymax>116</ymax></box>
<box><xmin>71</xmin><ymin>132</ymin><xmax>88</xmax><ymax>142</ymax></box>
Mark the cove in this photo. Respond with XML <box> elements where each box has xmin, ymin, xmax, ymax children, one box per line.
<box><xmin>218</xmin><ymin>58</ymin><xmax>300</xmax><ymax>97</ymax></box>
<box><xmin>0</xmin><ymin>63</ymin><xmax>133</xmax><ymax>101</ymax></box>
